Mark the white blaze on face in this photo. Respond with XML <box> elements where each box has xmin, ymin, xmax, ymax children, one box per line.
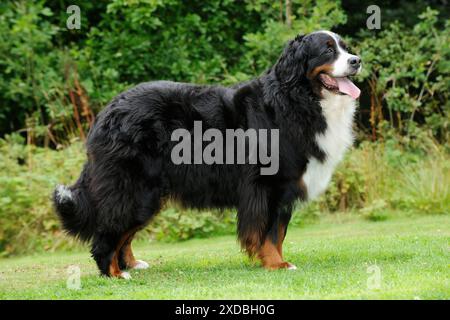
<box><xmin>319</xmin><ymin>31</ymin><xmax>360</xmax><ymax>77</ymax></box>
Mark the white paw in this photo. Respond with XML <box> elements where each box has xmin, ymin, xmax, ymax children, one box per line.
<box><xmin>133</xmin><ymin>260</ymin><xmax>149</xmax><ymax>270</ymax></box>
<box><xmin>120</xmin><ymin>271</ymin><xmax>132</xmax><ymax>280</ymax></box>
<box><xmin>287</xmin><ymin>263</ymin><xmax>297</xmax><ymax>270</ymax></box>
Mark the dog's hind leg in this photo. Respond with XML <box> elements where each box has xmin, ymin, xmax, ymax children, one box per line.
<box><xmin>118</xmin><ymin>230</ymin><xmax>149</xmax><ymax>270</ymax></box>
<box><xmin>88</xmin><ymin>156</ymin><xmax>162</xmax><ymax>278</ymax></box>
<box><xmin>91</xmin><ymin>227</ymin><xmax>146</xmax><ymax>279</ymax></box>
<box><xmin>90</xmin><ymin>232</ymin><xmax>132</xmax><ymax>279</ymax></box>
<box><xmin>118</xmin><ymin>231</ymin><xmax>137</xmax><ymax>270</ymax></box>
<box><xmin>116</xmin><ymin>186</ymin><xmax>161</xmax><ymax>272</ymax></box>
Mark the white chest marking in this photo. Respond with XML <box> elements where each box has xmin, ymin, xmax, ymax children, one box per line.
<box><xmin>302</xmin><ymin>91</ymin><xmax>356</xmax><ymax>200</ymax></box>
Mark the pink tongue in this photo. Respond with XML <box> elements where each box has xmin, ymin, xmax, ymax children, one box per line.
<box><xmin>336</xmin><ymin>77</ymin><xmax>361</xmax><ymax>99</ymax></box>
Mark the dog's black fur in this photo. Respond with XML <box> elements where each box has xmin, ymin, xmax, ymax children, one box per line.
<box><xmin>53</xmin><ymin>32</ymin><xmax>338</xmax><ymax>276</ymax></box>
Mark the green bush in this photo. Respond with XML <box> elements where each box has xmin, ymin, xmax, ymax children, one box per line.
<box><xmin>0</xmin><ymin>134</ymin><xmax>85</xmax><ymax>256</ymax></box>
<box><xmin>312</xmin><ymin>132</ymin><xmax>450</xmax><ymax>216</ymax></box>
<box><xmin>1</xmin><ymin>1</ymin><xmax>448</xmax><ymax>144</ymax></box>
<box><xmin>358</xmin><ymin>8</ymin><xmax>449</xmax><ymax>141</ymax></box>
<box><xmin>150</xmin><ymin>207</ymin><xmax>235</xmax><ymax>242</ymax></box>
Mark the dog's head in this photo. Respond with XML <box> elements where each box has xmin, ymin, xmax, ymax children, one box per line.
<box><xmin>275</xmin><ymin>30</ymin><xmax>361</xmax><ymax>99</ymax></box>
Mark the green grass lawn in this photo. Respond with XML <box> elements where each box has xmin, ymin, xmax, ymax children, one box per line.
<box><xmin>0</xmin><ymin>214</ymin><xmax>448</xmax><ymax>299</ymax></box>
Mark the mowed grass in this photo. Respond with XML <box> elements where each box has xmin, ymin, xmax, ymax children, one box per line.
<box><xmin>0</xmin><ymin>214</ymin><xmax>448</xmax><ymax>299</ymax></box>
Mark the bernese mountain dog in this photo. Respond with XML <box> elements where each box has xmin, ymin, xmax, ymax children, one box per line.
<box><xmin>53</xmin><ymin>30</ymin><xmax>361</xmax><ymax>279</ymax></box>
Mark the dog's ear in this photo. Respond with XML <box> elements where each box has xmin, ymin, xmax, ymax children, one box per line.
<box><xmin>275</xmin><ymin>35</ymin><xmax>308</xmax><ymax>88</ymax></box>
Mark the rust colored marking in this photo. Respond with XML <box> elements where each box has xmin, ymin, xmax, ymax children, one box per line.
<box><xmin>258</xmin><ymin>238</ymin><xmax>291</xmax><ymax>270</ymax></box>
<box><xmin>108</xmin><ymin>228</ymin><xmax>139</xmax><ymax>277</ymax></box>
<box><xmin>242</xmin><ymin>232</ymin><xmax>262</xmax><ymax>257</ymax></box>
<box><xmin>307</xmin><ymin>64</ymin><xmax>333</xmax><ymax>79</ymax></box>
<box><xmin>122</xmin><ymin>233</ymin><xmax>137</xmax><ymax>268</ymax></box>
<box><xmin>258</xmin><ymin>222</ymin><xmax>294</xmax><ymax>270</ymax></box>
<box><xmin>108</xmin><ymin>242</ymin><xmax>125</xmax><ymax>277</ymax></box>
<box><xmin>241</xmin><ymin>223</ymin><xmax>294</xmax><ymax>270</ymax></box>
<box><xmin>108</xmin><ymin>254</ymin><xmax>122</xmax><ymax>277</ymax></box>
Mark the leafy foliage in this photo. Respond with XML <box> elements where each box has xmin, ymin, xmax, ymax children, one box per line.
<box><xmin>0</xmin><ymin>134</ymin><xmax>85</xmax><ymax>256</ymax></box>
<box><xmin>150</xmin><ymin>207</ymin><xmax>235</xmax><ymax>242</ymax></box>
<box><xmin>1</xmin><ymin>1</ymin><xmax>447</xmax><ymax>143</ymax></box>
<box><xmin>358</xmin><ymin>8</ymin><xmax>449</xmax><ymax>140</ymax></box>
<box><xmin>314</xmin><ymin>132</ymin><xmax>449</xmax><ymax>216</ymax></box>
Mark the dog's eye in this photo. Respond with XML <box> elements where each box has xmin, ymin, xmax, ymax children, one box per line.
<box><xmin>326</xmin><ymin>47</ymin><xmax>334</xmax><ymax>54</ymax></box>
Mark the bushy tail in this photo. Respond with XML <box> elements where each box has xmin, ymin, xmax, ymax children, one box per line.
<box><xmin>52</xmin><ymin>166</ymin><xmax>96</xmax><ymax>242</ymax></box>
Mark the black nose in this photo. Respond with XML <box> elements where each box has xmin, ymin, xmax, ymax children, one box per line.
<box><xmin>348</xmin><ymin>56</ymin><xmax>361</xmax><ymax>68</ymax></box>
